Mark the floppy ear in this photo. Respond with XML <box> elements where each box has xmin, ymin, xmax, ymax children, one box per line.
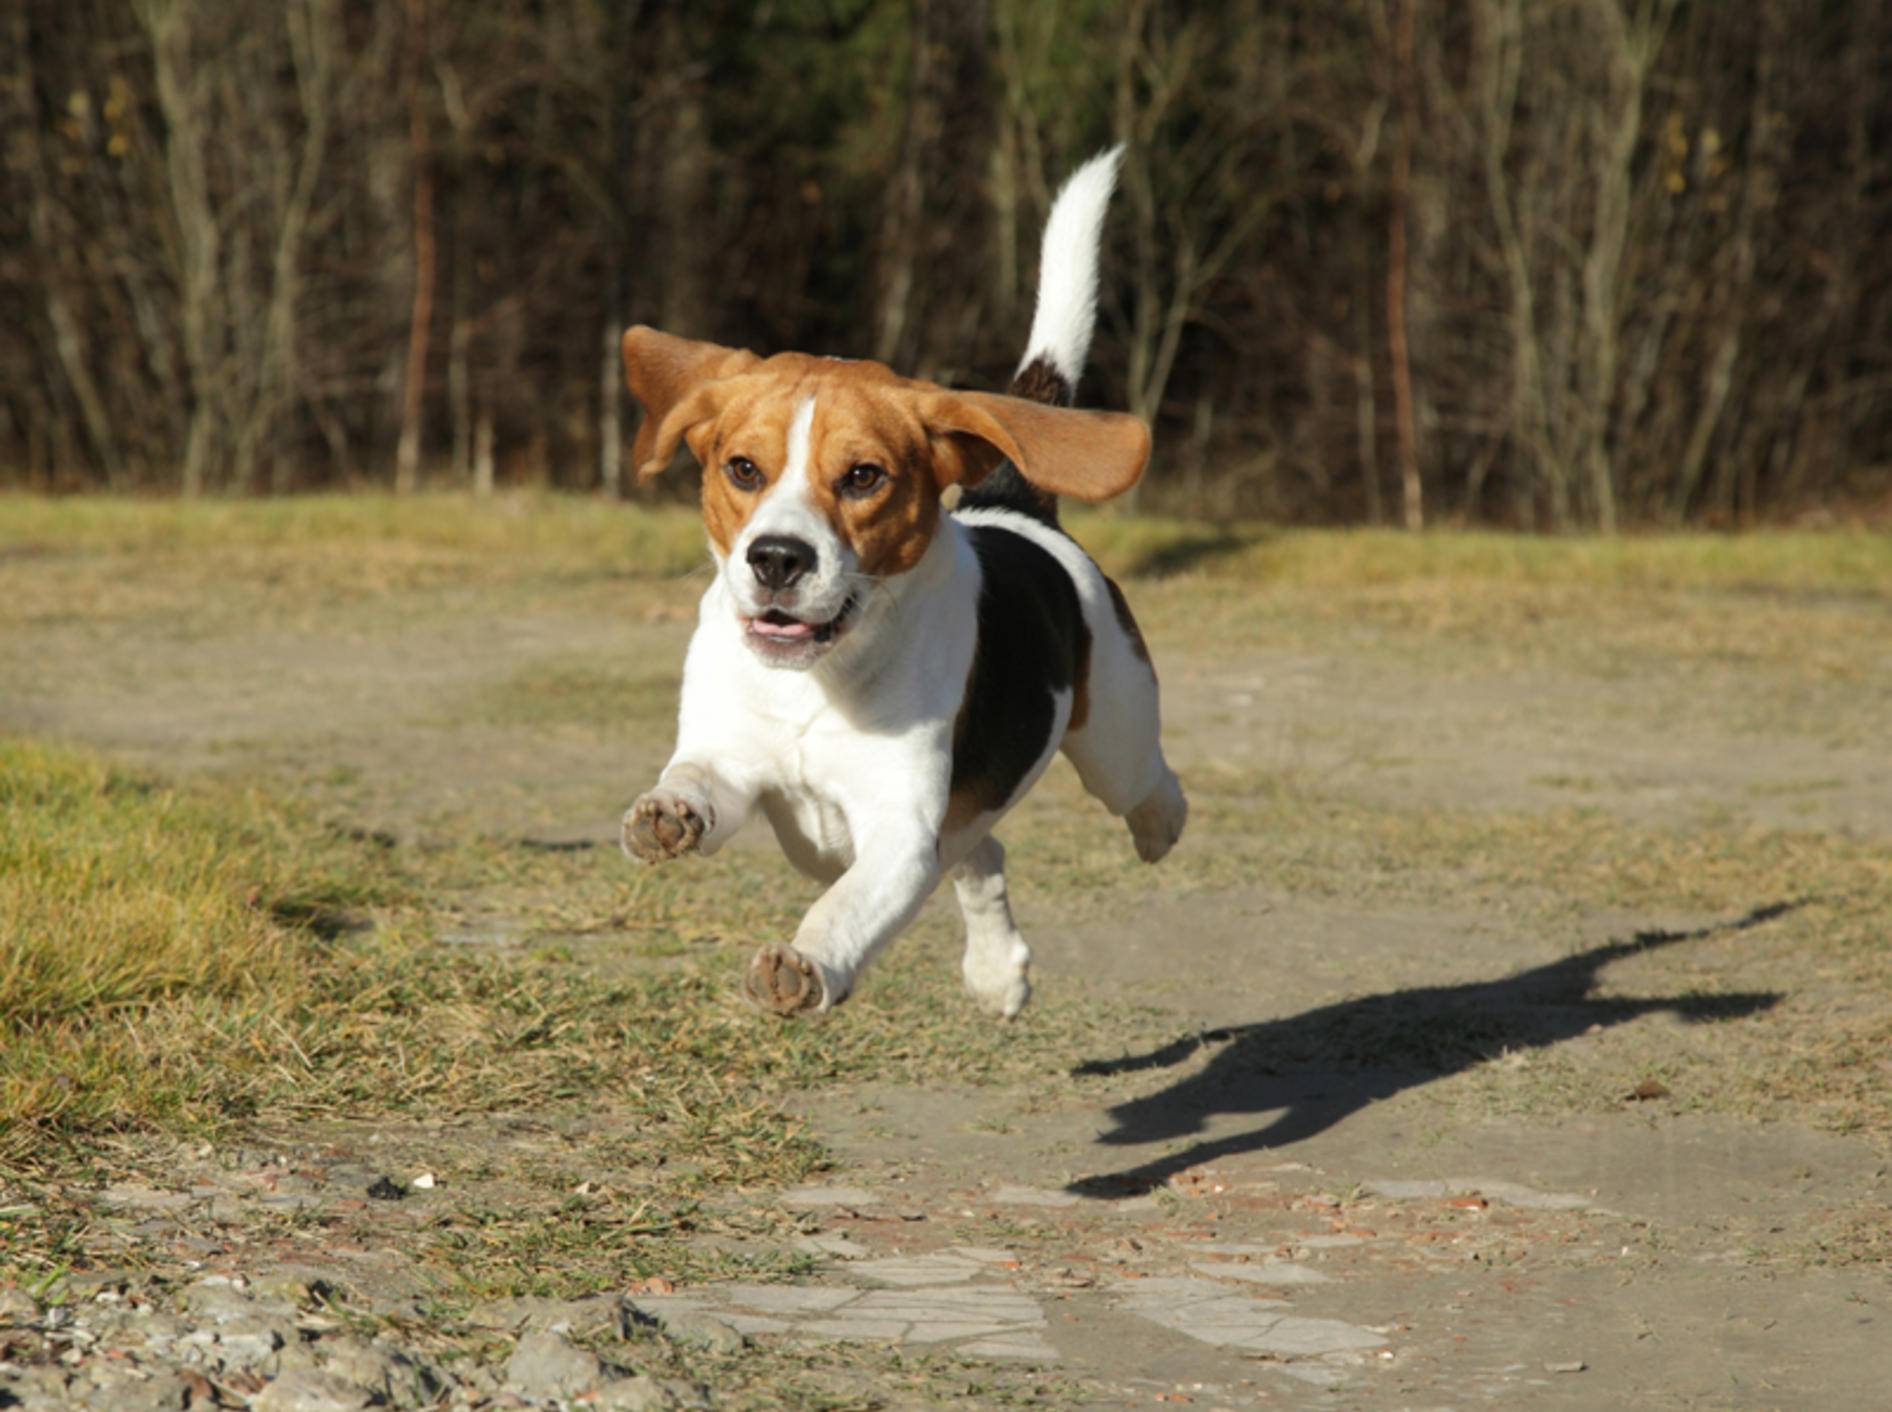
<box><xmin>622</xmin><ymin>325</ymin><xmax>759</xmax><ymax>481</ymax></box>
<box><xmin>920</xmin><ymin>390</ymin><xmax>1151</xmax><ymax>502</ymax></box>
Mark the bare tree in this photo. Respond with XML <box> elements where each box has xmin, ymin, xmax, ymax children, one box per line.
<box><xmin>1111</xmin><ymin>0</ymin><xmax>1273</xmax><ymax>440</ymax></box>
<box><xmin>1384</xmin><ymin>0</ymin><xmax>1422</xmax><ymax>530</ymax></box>
<box><xmin>395</xmin><ymin>0</ymin><xmax>436</xmax><ymax>493</ymax></box>
<box><xmin>4</xmin><ymin>0</ymin><xmax>1889</xmax><ymax>521</ymax></box>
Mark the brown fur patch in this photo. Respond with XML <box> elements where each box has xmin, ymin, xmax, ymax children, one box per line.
<box><xmin>681</xmin><ymin>355</ymin><xmax>949</xmax><ymax>572</ymax></box>
<box><xmin>942</xmin><ymin>679</ymin><xmax>982</xmax><ymax>840</ymax></box>
<box><xmin>693</xmin><ymin>391</ymin><xmax>800</xmax><ymax>556</ymax></box>
<box><xmin>800</xmin><ymin>382</ymin><xmax>941</xmax><ymax>577</ymax></box>
<box><xmin>1008</xmin><ymin>355</ymin><xmax>1073</xmax><ymax>408</ymax></box>
<box><xmin>634</xmin><ymin>342</ymin><xmax>1146</xmax><ymax>562</ymax></box>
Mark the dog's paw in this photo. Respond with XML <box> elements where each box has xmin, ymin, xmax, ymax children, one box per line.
<box><xmin>964</xmin><ymin>944</ymin><xmax>1032</xmax><ymax>1021</ymax></box>
<box><xmin>621</xmin><ymin>790</ymin><xmax>710</xmax><ymax>863</ymax></box>
<box><xmin>743</xmin><ymin>943</ymin><xmax>830</xmax><ymax>1018</ymax></box>
<box><xmin>1127</xmin><ymin>772</ymin><xmax>1187</xmax><ymax>864</ymax></box>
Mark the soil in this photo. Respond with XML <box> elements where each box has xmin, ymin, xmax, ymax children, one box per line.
<box><xmin>3</xmin><ymin>565</ymin><xmax>1889</xmax><ymax>1409</ymax></box>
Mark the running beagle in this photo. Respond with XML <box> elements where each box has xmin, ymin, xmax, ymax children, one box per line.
<box><xmin>620</xmin><ymin>148</ymin><xmax>1186</xmax><ymax>1019</ymax></box>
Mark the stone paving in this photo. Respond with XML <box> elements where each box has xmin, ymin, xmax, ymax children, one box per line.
<box><xmin>580</xmin><ymin>1175</ymin><xmax>1462</xmax><ymax>1393</ymax></box>
<box><xmin>6</xmin><ymin>1140</ymin><xmax>1884</xmax><ymax>1408</ymax></box>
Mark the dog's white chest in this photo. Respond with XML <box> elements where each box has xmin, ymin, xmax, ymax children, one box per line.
<box><xmin>759</xmin><ymin>782</ymin><xmax>854</xmax><ymax>881</ymax></box>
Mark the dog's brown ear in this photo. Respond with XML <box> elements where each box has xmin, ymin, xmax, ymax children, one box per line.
<box><xmin>920</xmin><ymin>390</ymin><xmax>1151</xmax><ymax>502</ymax></box>
<box><xmin>622</xmin><ymin>326</ymin><xmax>760</xmax><ymax>481</ymax></box>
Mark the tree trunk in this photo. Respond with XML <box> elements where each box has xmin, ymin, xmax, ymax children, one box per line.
<box><xmin>875</xmin><ymin>0</ymin><xmax>992</xmax><ymax>376</ymax></box>
<box><xmin>1387</xmin><ymin>0</ymin><xmax>1423</xmax><ymax>530</ymax></box>
<box><xmin>138</xmin><ymin>0</ymin><xmax>222</xmax><ymax>495</ymax></box>
<box><xmin>395</xmin><ymin>0</ymin><xmax>433</xmax><ymax>493</ymax></box>
<box><xmin>473</xmin><ymin>407</ymin><xmax>494</xmax><ymax>497</ymax></box>
<box><xmin>599</xmin><ymin>312</ymin><xmax>623</xmax><ymax>496</ymax></box>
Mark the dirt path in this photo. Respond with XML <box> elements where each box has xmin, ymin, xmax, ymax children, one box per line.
<box><xmin>3</xmin><ymin>550</ymin><xmax>1890</xmax><ymax>1409</ymax></box>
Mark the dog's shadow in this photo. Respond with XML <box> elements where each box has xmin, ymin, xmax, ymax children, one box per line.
<box><xmin>1065</xmin><ymin>902</ymin><xmax>1795</xmax><ymax>1197</ymax></box>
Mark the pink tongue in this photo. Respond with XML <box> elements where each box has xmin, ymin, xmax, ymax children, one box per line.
<box><xmin>753</xmin><ymin>616</ymin><xmax>815</xmax><ymax>640</ymax></box>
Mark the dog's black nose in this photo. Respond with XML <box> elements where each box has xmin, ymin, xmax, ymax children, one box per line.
<box><xmin>747</xmin><ymin>534</ymin><xmax>816</xmax><ymax>591</ymax></box>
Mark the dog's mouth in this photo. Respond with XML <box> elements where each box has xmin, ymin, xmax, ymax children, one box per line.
<box><xmin>741</xmin><ymin>594</ymin><xmax>859</xmax><ymax>661</ymax></box>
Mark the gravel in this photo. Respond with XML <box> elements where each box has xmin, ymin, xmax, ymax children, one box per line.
<box><xmin>0</xmin><ymin>1275</ymin><xmax>700</xmax><ymax>1410</ymax></box>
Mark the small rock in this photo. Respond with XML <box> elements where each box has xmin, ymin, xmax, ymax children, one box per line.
<box><xmin>275</xmin><ymin>1339</ymin><xmax>326</xmax><ymax>1376</ymax></box>
<box><xmin>655</xmin><ymin>1309</ymin><xmax>747</xmax><ymax>1353</ymax></box>
<box><xmin>410</xmin><ymin>1172</ymin><xmax>436</xmax><ymax>1190</ymax></box>
<box><xmin>1545</xmin><ymin>1360</ymin><xmax>1587</xmax><ymax>1373</ymax></box>
<box><xmin>181</xmin><ymin>1276</ymin><xmax>257</xmax><ymax>1322</ymax></box>
<box><xmin>318</xmin><ymin>1335</ymin><xmax>438</xmax><ymax>1407</ymax></box>
<box><xmin>504</xmin><ymin>1330</ymin><xmax>605</xmax><ymax>1399</ymax></box>
<box><xmin>657</xmin><ymin>1380</ymin><xmax>712</xmax><ymax>1411</ymax></box>
<box><xmin>0</xmin><ymin>1285</ymin><xmax>39</xmax><ymax>1322</ymax></box>
<box><xmin>74</xmin><ymin>1369</ymin><xmax>195</xmax><ymax>1412</ymax></box>
<box><xmin>182</xmin><ymin>1313</ymin><xmax>291</xmax><ymax>1372</ymax></box>
<box><xmin>0</xmin><ymin>1368</ymin><xmax>74</xmax><ymax>1409</ymax></box>
<box><xmin>1190</xmin><ymin>1260</ymin><xmax>1331</xmax><ymax>1287</ymax></box>
<box><xmin>127</xmin><ymin>1309</ymin><xmax>190</xmax><ymax>1353</ymax></box>
<box><xmin>594</xmin><ymin>1375</ymin><xmax>680</xmax><ymax>1411</ymax></box>
<box><xmin>365</xmin><ymin>1176</ymin><xmax>407</xmax><ymax>1201</ymax></box>
<box><xmin>251</xmin><ymin>1369</ymin><xmax>377</xmax><ymax>1412</ymax></box>
<box><xmin>250</xmin><ymin>1268</ymin><xmax>344</xmax><ymax>1306</ymax></box>
<box><xmin>468</xmin><ymin>1294</ymin><xmax>633</xmax><ymax>1338</ymax></box>
<box><xmin>99</xmin><ymin>1184</ymin><xmax>196</xmax><ymax>1213</ymax></box>
<box><xmin>793</xmin><ymin>1232</ymin><xmax>870</xmax><ymax>1260</ymax></box>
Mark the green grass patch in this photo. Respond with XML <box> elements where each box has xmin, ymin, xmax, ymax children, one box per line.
<box><xmin>0</xmin><ymin>492</ymin><xmax>712</xmax><ymax>629</ymax></box>
<box><xmin>0</xmin><ymin>490</ymin><xmax>706</xmax><ymax>570</ymax></box>
<box><xmin>6</xmin><ymin>491</ymin><xmax>1885</xmax><ymax>595</ymax></box>
<box><xmin>0</xmin><ymin>736</ymin><xmax>1174</xmax><ymax>1288</ymax></box>
<box><xmin>0</xmin><ymin>737</ymin><xmax>392</xmax><ymax>1158</ymax></box>
<box><xmin>1063</xmin><ymin>513</ymin><xmax>1892</xmax><ymax>595</ymax></box>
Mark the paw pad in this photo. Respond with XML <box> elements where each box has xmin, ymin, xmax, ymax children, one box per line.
<box><xmin>743</xmin><ymin>943</ymin><xmax>827</xmax><ymax>1017</ymax></box>
<box><xmin>622</xmin><ymin>793</ymin><xmax>706</xmax><ymax>863</ymax></box>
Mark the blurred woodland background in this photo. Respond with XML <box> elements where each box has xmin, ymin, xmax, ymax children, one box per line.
<box><xmin>5</xmin><ymin>0</ymin><xmax>1890</xmax><ymax>526</ymax></box>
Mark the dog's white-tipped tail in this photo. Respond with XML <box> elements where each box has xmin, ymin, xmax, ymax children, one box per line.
<box><xmin>1017</xmin><ymin>144</ymin><xmax>1124</xmax><ymax>394</ymax></box>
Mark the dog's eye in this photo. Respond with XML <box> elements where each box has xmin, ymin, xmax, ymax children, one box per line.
<box><xmin>724</xmin><ymin>457</ymin><xmax>763</xmax><ymax>491</ymax></box>
<box><xmin>840</xmin><ymin>463</ymin><xmax>886</xmax><ymax>497</ymax></box>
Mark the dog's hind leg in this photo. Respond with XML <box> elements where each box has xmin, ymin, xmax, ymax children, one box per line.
<box><xmin>953</xmin><ymin>835</ymin><xmax>1032</xmax><ymax>1020</ymax></box>
<box><xmin>1061</xmin><ymin>581</ymin><xmax>1187</xmax><ymax>864</ymax></box>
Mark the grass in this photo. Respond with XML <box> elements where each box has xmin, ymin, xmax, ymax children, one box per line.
<box><xmin>0</xmin><ymin>490</ymin><xmax>707</xmax><ymax>567</ymax></box>
<box><xmin>0</xmin><ymin>733</ymin><xmax>1174</xmax><ymax>1296</ymax></box>
<box><xmin>5</xmin><ymin>491</ymin><xmax>1888</xmax><ymax>601</ymax></box>
<box><xmin>0</xmin><ymin>738</ymin><xmax>394</xmax><ymax>1157</ymax></box>
<box><xmin>0</xmin><ymin>742</ymin><xmax>1162</xmax><ymax>1151</ymax></box>
<box><xmin>467</xmin><ymin>660</ymin><xmax>682</xmax><ymax>731</ymax></box>
<box><xmin>2</xmin><ymin>492</ymin><xmax>1889</xmax><ymax>1318</ymax></box>
<box><xmin>1062</xmin><ymin>511</ymin><xmax>1892</xmax><ymax>594</ymax></box>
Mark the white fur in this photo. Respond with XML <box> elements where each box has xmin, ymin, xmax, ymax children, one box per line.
<box><xmin>726</xmin><ymin>396</ymin><xmax>859</xmax><ymax>632</ymax></box>
<box><xmin>1019</xmin><ymin>145</ymin><xmax>1124</xmax><ymax>388</ymax></box>
<box><xmin>649</xmin><ymin>519</ymin><xmax>980</xmax><ymax>1005</ymax></box>
<box><xmin>955</xmin><ymin>836</ymin><xmax>1031</xmax><ymax>1019</ymax></box>
<box><xmin>644</xmin><ymin>504</ymin><xmax>1179</xmax><ymax>1013</ymax></box>
<box><xmin>629</xmin><ymin>146</ymin><xmax>1184</xmax><ymax>1017</ymax></box>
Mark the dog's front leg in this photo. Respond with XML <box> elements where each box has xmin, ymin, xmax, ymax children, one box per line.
<box><xmin>743</xmin><ymin>825</ymin><xmax>941</xmax><ymax>1017</ymax></box>
<box><xmin>622</xmin><ymin>759</ymin><xmax>754</xmax><ymax>863</ymax></box>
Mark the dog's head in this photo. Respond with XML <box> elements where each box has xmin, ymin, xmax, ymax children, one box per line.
<box><xmin>624</xmin><ymin>326</ymin><xmax>1150</xmax><ymax>668</ymax></box>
